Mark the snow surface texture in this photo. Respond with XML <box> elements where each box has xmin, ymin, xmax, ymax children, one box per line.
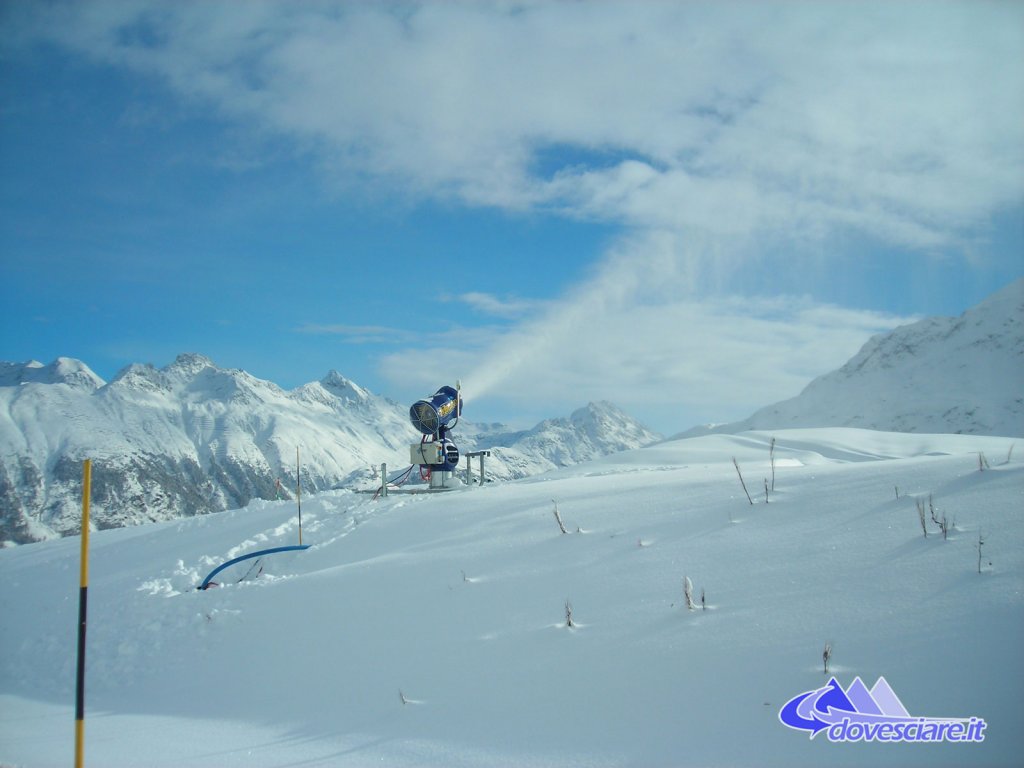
<box><xmin>1</xmin><ymin>428</ymin><xmax>1021</xmax><ymax>767</ymax></box>
<box><xmin>682</xmin><ymin>278</ymin><xmax>1024</xmax><ymax>439</ymax></box>
<box><xmin>0</xmin><ymin>354</ymin><xmax>659</xmax><ymax>545</ymax></box>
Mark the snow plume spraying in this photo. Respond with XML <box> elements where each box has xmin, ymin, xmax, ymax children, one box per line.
<box><xmin>463</xmin><ymin>230</ymin><xmax>708</xmax><ymax>403</ymax></box>
<box><xmin>443</xmin><ymin>229</ymin><xmax>911</xmax><ymax>432</ymax></box>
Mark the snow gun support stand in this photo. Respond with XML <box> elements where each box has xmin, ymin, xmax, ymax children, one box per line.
<box><xmin>465</xmin><ymin>450</ymin><xmax>491</xmax><ymax>486</ymax></box>
<box><xmin>409</xmin><ymin>382</ymin><xmax>464</xmax><ymax>491</ymax></box>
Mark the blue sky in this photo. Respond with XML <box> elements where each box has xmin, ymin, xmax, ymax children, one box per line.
<box><xmin>1</xmin><ymin>1</ymin><xmax>1022</xmax><ymax>434</ymax></box>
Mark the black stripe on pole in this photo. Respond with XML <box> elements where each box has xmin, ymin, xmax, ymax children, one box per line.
<box><xmin>75</xmin><ymin>584</ymin><xmax>88</xmax><ymax>722</ymax></box>
<box><xmin>75</xmin><ymin>458</ymin><xmax>90</xmax><ymax>768</ymax></box>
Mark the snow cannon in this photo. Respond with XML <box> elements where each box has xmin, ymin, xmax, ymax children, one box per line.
<box><xmin>409</xmin><ymin>383</ymin><xmax>463</xmax><ymax>489</ymax></box>
<box><xmin>409</xmin><ymin>385</ymin><xmax>462</xmax><ymax>436</ymax></box>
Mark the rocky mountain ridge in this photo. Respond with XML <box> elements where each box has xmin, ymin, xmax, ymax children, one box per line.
<box><xmin>0</xmin><ymin>354</ymin><xmax>659</xmax><ymax>545</ymax></box>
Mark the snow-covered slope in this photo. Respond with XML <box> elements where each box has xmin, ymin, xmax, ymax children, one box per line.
<box><xmin>683</xmin><ymin>279</ymin><xmax>1024</xmax><ymax>438</ymax></box>
<box><xmin>0</xmin><ymin>355</ymin><xmax>660</xmax><ymax>545</ymax></box>
<box><xmin>1</xmin><ymin>429</ymin><xmax>1020</xmax><ymax>767</ymax></box>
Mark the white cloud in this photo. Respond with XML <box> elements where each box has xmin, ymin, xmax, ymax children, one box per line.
<box><xmin>13</xmin><ymin>1</ymin><xmax>1021</xmax><ymax>247</ymax></box>
<box><xmin>296</xmin><ymin>323</ymin><xmax>416</xmax><ymax>345</ymax></box>
<box><xmin>8</xmin><ymin>1</ymin><xmax>1019</xmax><ymax>428</ymax></box>
<box><xmin>445</xmin><ymin>292</ymin><xmax>543</xmax><ymax>320</ymax></box>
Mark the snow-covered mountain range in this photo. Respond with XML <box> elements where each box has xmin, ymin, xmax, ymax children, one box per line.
<box><xmin>4</xmin><ymin>280</ymin><xmax>1019</xmax><ymax>546</ymax></box>
<box><xmin>682</xmin><ymin>279</ymin><xmax>1024</xmax><ymax>439</ymax></box>
<box><xmin>0</xmin><ymin>354</ymin><xmax>659</xmax><ymax>545</ymax></box>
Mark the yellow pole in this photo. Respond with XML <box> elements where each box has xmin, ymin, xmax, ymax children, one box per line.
<box><xmin>296</xmin><ymin>447</ymin><xmax>303</xmax><ymax>546</ymax></box>
<box><xmin>75</xmin><ymin>459</ymin><xmax>91</xmax><ymax>768</ymax></box>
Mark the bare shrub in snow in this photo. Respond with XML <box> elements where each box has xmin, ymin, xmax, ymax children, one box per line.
<box><xmin>552</xmin><ymin>499</ymin><xmax>568</xmax><ymax>535</ymax></box>
<box><xmin>916</xmin><ymin>498</ymin><xmax>928</xmax><ymax>538</ymax></box>
<box><xmin>684</xmin><ymin>576</ymin><xmax>695</xmax><ymax>611</ymax></box>
<box><xmin>928</xmin><ymin>494</ymin><xmax>951</xmax><ymax>539</ymax></box>
<box><xmin>732</xmin><ymin>457</ymin><xmax>753</xmax><ymax>505</ymax></box>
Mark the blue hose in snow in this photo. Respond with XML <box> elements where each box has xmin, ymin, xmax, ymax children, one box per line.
<box><xmin>197</xmin><ymin>545</ymin><xmax>311</xmax><ymax>590</ymax></box>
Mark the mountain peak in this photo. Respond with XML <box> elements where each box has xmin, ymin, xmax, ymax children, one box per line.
<box><xmin>320</xmin><ymin>370</ymin><xmax>369</xmax><ymax>401</ymax></box>
<box><xmin>164</xmin><ymin>353</ymin><xmax>216</xmax><ymax>377</ymax></box>
<box><xmin>0</xmin><ymin>357</ymin><xmax>104</xmax><ymax>389</ymax></box>
<box><xmin>571</xmin><ymin>400</ymin><xmax>627</xmax><ymax>421</ymax></box>
<box><xmin>974</xmin><ymin>276</ymin><xmax>1024</xmax><ymax>315</ymax></box>
<box><xmin>109</xmin><ymin>362</ymin><xmax>172</xmax><ymax>392</ymax></box>
<box><xmin>679</xmin><ymin>279</ymin><xmax>1024</xmax><ymax>438</ymax></box>
<box><xmin>505</xmin><ymin>400</ymin><xmax>660</xmax><ymax>466</ymax></box>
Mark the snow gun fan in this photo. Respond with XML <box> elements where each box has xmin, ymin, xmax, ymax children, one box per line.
<box><xmin>410</xmin><ymin>383</ymin><xmax>462</xmax><ymax>489</ymax></box>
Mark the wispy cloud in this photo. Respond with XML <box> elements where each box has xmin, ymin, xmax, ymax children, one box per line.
<box><xmin>444</xmin><ymin>292</ymin><xmax>544</xmax><ymax>320</ymax></box>
<box><xmin>297</xmin><ymin>320</ymin><xmax>508</xmax><ymax>354</ymax></box>
<box><xmin>296</xmin><ymin>323</ymin><xmax>416</xmax><ymax>345</ymax></box>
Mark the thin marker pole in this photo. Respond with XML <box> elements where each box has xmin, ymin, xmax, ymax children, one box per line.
<box><xmin>75</xmin><ymin>458</ymin><xmax>91</xmax><ymax>768</ymax></box>
<box><xmin>296</xmin><ymin>447</ymin><xmax>303</xmax><ymax>546</ymax></box>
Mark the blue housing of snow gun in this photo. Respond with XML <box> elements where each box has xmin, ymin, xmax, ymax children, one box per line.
<box><xmin>409</xmin><ymin>385</ymin><xmax>462</xmax><ymax>436</ymax></box>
